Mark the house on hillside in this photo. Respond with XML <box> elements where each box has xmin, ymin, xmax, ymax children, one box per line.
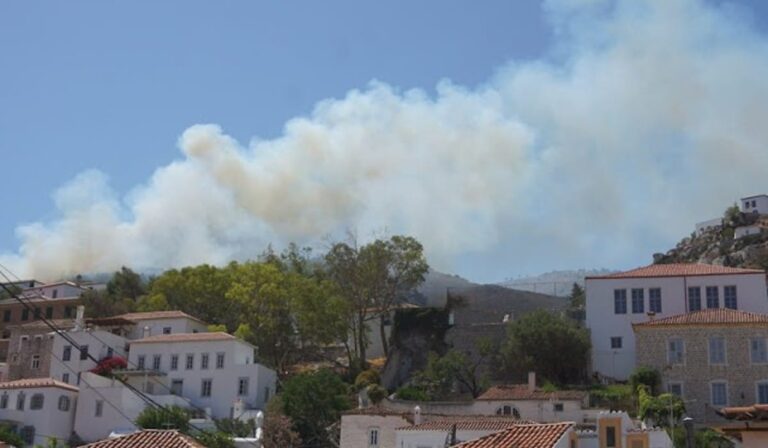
<box><xmin>634</xmin><ymin>308</ymin><xmax>768</xmax><ymax>422</ymax></box>
<box><xmin>451</xmin><ymin>422</ymin><xmax>576</xmax><ymax>448</ymax></box>
<box><xmin>586</xmin><ymin>263</ymin><xmax>768</xmax><ymax>381</ymax></box>
<box><xmin>742</xmin><ymin>194</ymin><xmax>768</xmax><ymax>214</ymax></box>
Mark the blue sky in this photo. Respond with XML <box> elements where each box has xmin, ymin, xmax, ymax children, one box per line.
<box><xmin>2</xmin><ymin>1</ymin><xmax>768</xmax><ymax>282</ymax></box>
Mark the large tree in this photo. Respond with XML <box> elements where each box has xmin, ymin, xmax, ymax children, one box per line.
<box><xmin>325</xmin><ymin>235</ymin><xmax>428</xmax><ymax>371</ymax></box>
<box><xmin>498</xmin><ymin>310</ymin><xmax>590</xmax><ymax>385</ymax></box>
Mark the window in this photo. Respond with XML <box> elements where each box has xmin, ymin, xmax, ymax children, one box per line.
<box><xmin>201</xmin><ymin>353</ymin><xmax>209</xmax><ymax>369</ymax></box>
<box><xmin>216</xmin><ymin>352</ymin><xmax>225</xmax><ymax>369</ymax></box>
<box><xmin>706</xmin><ymin>286</ymin><xmax>719</xmax><ymax>308</ymax></box>
<box><xmin>80</xmin><ymin>345</ymin><xmax>89</xmax><ymax>360</ymax></box>
<box><xmin>238</xmin><ymin>377</ymin><xmax>249</xmax><ymax>396</ymax></box>
<box><xmin>554</xmin><ymin>403</ymin><xmax>564</xmax><ymax>412</ymax></box>
<box><xmin>170</xmin><ymin>354</ymin><xmax>179</xmax><ymax>370</ymax></box>
<box><xmin>107</xmin><ymin>347</ymin><xmax>113</xmax><ymax>358</ymax></box>
<box><xmin>201</xmin><ymin>379</ymin><xmax>212</xmax><ymax>397</ymax></box>
<box><xmin>688</xmin><ymin>287</ymin><xmax>701</xmax><ymax>311</ymax></box>
<box><xmin>264</xmin><ymin>387</ymin><xmax>271</xmax><ymax>403</ymax></box>
<box><xmin>31</xmin><ymin>355</ymin><xmax>40</xmax><ymax>369</ymax></box>
<box><xmin>64</xmin><ymin>306</ymin><xmax>73</xmax><ymax>318</ymax></box>
<box><xmin>752</xmin><ymin>339</ymin><xmax>768</xmax><ymax>364</ymax></box>
<box><xmin>711</xmin><ymin>382</ymin><xmax>728</xmax><ymax>406</ymax></box>
<box><xmin>724</xmin><ymin>286</ymin><xmax>737</xmax><ymax>309</ymax></box>
<box><xmin>95</xmin><ymin>399</ymin><xmax>104</xmax><ymax>417</ymax></box>
<box><xmin>0</xmin><ymin>393</ymin><xmax>8</xmax><ymax>409</ymax></box>
<box><xmin>171</xmin><ymin>379</ymin><xmax>183</xmax><ymax>395</ymax></box>
<box><xmin>137</xmin><ymin>355</ymin><xmax>146</xmax><ymax>369</ymax></box>
<box><xmin>34</xmin><ymin>307</ymin><xmax>40</xmax><ymax>319</ymax></box>
<box><xmin>631</xmin><ymin>288</ymin><xmax>644</xmax><ymax>313</ymax></box>
<box><xmin>45</xmin><ymin>306</ymin><xmax>53</xmax><ymax>319</ymax></box>
<box><xmin>649</xmin><ymin>288</ymin><xmax>662</xmax><ymax>313</ymax></box>
<box><xmin>668</xmin><ymin>382</ymin><xmax>683</xmax><ymax>397</ymax></box>
<box><xmin>52</xmin><ymin>289</ymin><xmax>58</xmax><ymax>299</ymax></box>
<box><xmin>606</xmin><ymin>426</ymin><xmax>616</xmax><ymax>447</ymax></box>
<box><xmin>16</xmin><ymin>392</ymin><xmax>25</xmax><ymax>410</ymax></box>
<box><xmin>163</xmin><ymin>327</ymin><xmax>172</xmax><ymax>335</ymax></box>
<box><xmin>62</xmin><ymin>373</ymin><xmax>69</xmax><ymax>384</ymax></box>
<box><xmin>152</xmin><ymin>354</ymin><xmax>161</xmax><ymax>371</ymax></box>
<box><xmin>21</xmin><ymin>308</ymin><xmax>29</xmax><ymax>321</ymax></box>
<box><xmin>58</xmin><ymin>395</ymin><xmax>70</xmax><ymax>411</ymax></box>
<box><xmin>758</xmin><ymin>382</ymin><xmax>768</xmax><ymax>404</ymax></box>
<box><xmin>709</xmin><ymin>337</ymin><xmax>726</xmax><ymax>365</ymax></box>
<box><xmin>610</xmin><ymin>337</ymin><xmax>622</xmax><ymax>349</ymax></box>
<box><xmin>368</xmin><ymin>427</ymin><xmax>379</xmax><ymax>447</ymax></box>
<box><xmin>63</xmin><ymin>345</ymin><xmax>71</xmax><ymax>361</ymax></box>
<box><xmin>20</xmin><ymin>426</ymin><xmax>35</xmax><ymax>446</ymax></box>
<box><xmin>186</xmin><ymin>354</ymin><xmax>194</xmax><ymax>370</ymax></box>
<box><xmin>30</xmin><ymin>393</ymin><xmax>44</xmax><ymax>410</ymax></box>
<box><xmin>614</xmin><ymin>289</ymin><xmax>627</xmax><ymax>314</ymax></box>
<box><xmin>2</xmin><ymin>310</ymin><xmax>10</xmax><ymax>322</ymax></box>
<box><xmin>668</xmin><ymin>338</ymin><xmax>684</xmax><ymax>365</ymax></box>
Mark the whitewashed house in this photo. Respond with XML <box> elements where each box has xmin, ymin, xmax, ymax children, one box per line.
<box><xmin>127</xmin><ymin>332</ymin><xmax>276</xmax><ymax>419</ymax></box>
<box><xmin>576</xmin><ymin>411</ymin><xmax>672</xmax><ymax>448</ymax></box>
<box><xmin>586</xmin><ymin>263</ymin><xmax>768</xmax><ymax>381</ymax></box>
<box><xmin>695</xmin><ymin>217</ymin><xmax>723</xmax><ymax>236</ymax></box>
<box><xmin>742</xmin><ymin>195</ymin><xmax>768</xmax><ymax>214</ymax></box>
<box><xmin>395</xmin><ymin>415</ymin><xmax>535</xmax><ymax>448</ymax></box>
<box><xmin>0</xmin><ymin>378</ymin><xmax>79</xmax><ymax>447</ymax></box>
<box><xmin>73</xmin><ymin>371</ymin><xmax>193</xmax><ymax>443</ymax></box>
<box><xmin>115</xmin><ymin>311</ymin><xmax>209</xmax><ymax>339</ymax></box>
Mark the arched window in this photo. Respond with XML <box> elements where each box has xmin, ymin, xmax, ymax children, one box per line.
<box><xmin>58</xmin><ymin>395</ymin><xmax>70</xmax><ymax>412</ymax></box>
<box><xmin>30</xmin><ymin>393</ymin><xmax>44</xmax><ymax>410</ymax></box>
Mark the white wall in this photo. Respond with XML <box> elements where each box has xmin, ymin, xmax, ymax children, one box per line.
<box><xmin>0</xmin><ymin>385</ymin><xmax>78</xmax><ymax>447</ymax></box>
<box><xmin>735</xmin><ymin>225</ymin><xmax>762</xmax><ymax>239</ymax></box>
<box><xmin>126</xmin><ymin>317</ymin><xmax>208</xmax><ymax>340</ymax></box>
<box><xmin>695</xmin><ymin>218</ymin><xmax>722</xmax><ymax>235</ymax></box>
<box><xmin>73</xmin><ymin>372</ymin><xmax>191</xmax><ymax>443</ymax></box>
<box><xmin>50</xmin><ymin>330</ymin><xmax>128</xmax><ymax>385</ymax></box>
<box><xmin>586</xmin><ymin>272</ymin><xmax>768</xmax><ymax>380</ymax></box>
<box><xmin>470</xmin><ymin>399</ymin><xmax>587</xmax><ymax>423</ymax></box>
<box><xmin>127</xmin><ymin>339</ymin><xmax>276</xmax><ymax>419</ymax></box>
<box><xmin>340</xmin><ymin>414</ymin><xmax>409</xmax><ymax>448</ymax></box>
<box><xmin>396</xmin><ymin>429</ymin><xmax>502</xmax><ymax>448</ymax></box>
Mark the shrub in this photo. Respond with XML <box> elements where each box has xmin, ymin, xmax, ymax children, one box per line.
<box><xmin>354</xmin><ymin>369</ymin><xmax>381</xmax><ymax>390</ymax></box>
<box><xmin>367</xmin><ymin>384</ymin><xmax>388</xmax><ymax>404</ymax></box>
<box><xmin>629</xmin><ymin>367</ymin><xmax>660</xmax><ymax>395</ymax></box>
<box><xmin>395</xmin><ymin>385</ymin><xmax>429</xmax><ymax>401</ymax></box>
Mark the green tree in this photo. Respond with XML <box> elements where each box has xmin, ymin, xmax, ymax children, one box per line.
<box><xmin>0</xmin><ymin>424</ymin><xmax>24</xmax><ymax>447</ymax></box>
<box><xmin>135</xmin><ymin>405</ymin><xmax>190</xmax><ymax>432</ymax></box>
<box><xmin>498</xmin><ymin>310</ymin><xmax>590</xmax><ymax>385</ymax></box>
<box><xmin>107</xmin><ymin>267</ymin><xmax>146</xmax><ymax>301</ymax></box>
<box><xmin>637</xmin><ymin>386</ymin><xmax>685</xmax><ymax>427</ymax></box>
<box><xmin>194</xmin><ymin>431</ymin><xmax>235</xmax><ymax>448</ymax></box>
<box><xmin>262</xmin><ymin>413</ymin><xmax>302</xmax><ymax>448</ymax></box>
<box><xmin>325</xmin><ymin>235</ymin><xmax>428</xmax><ymax>371</ymax></box>
<box><xmin>569</xmin><ymin>283</ymin><xmax>585</xmax><ymax>312</ymax></box>
<box><xmin>630</xmin><ymin>366</ymin><xmax>661</xmax><ymax>396</ymax></box>
<box><xmin>281</xmin><ymin>369</ymin><xmax>351</xmax><ymax>447</ymax></box>
<box><xmin>415</xmin><ymin>340</ymin><xmax>494</xmax><ymax>399</ymax></box>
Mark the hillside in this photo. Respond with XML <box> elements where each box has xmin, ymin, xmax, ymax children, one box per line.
<box><xmin>498</xmin><ymin>269</ymin><xmax>614</xmax><ymax>297</ymax></box>
<box><xmin>654</xmin><ymin>210</ymin><xmax>768</xmax><ymax>269</ymax></box>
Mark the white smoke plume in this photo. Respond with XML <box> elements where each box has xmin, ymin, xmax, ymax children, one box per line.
<box><xmin>4</xmin><ymin>0</ymin><xmax>768</xmax><ymax>281</ymax></box>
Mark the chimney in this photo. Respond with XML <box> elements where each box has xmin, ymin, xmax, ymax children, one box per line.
<box><xmin>74</xmin><ymin>306</ymin><xmax>85</xmax><ymax>331</ymax></box>
<box><xmin>413</xmin><ymin>406</ymin><xmax>422</xmax><ymax>425</ymax></box>
<box><xmin>142</xmin><ymin>326</ymin><xmax>151</xmax><ymax>339</ymax></box>
<box><xmin>528</xmin><ymin>372</ymin><xmax>536</xmax><ymax>392</ymax></box>
<box><xmin>255</xmin><ymin>411</ymin><xmax>264</xmax><ymax>440</ymax></box>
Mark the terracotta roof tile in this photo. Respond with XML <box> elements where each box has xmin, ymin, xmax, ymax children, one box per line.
<box><xmin>586</xmin><ymin>263</ymin><xmax>763</xmax><ymax>279</ymax></box>
<box><xmin>453</xmin><ymin>422</ymin><xmax>574</xmax><ymax>448</ymax></box>
<box><xmin>718</xmin><ymin>404</ymin><xmax>768</xmax><ymax>421</ymax></box>
<box><xmin>130</xmin><ymin>331</ymin><xmax>235</xmax><ymax>344</ymax></box>
<box><xmin>0</xmin><ymin>378</ymin><xmax>78</xmax><ymax>392</ymax></box>
<box><xmin>399</xmin><ymin>416</ymin><xmax>537</xmax><ymax>431</ymax></box>
<box><xmin>79</xmin><ymin>430</ymin><xmax>205</xmax><ymax>448</ymax></box>
<box><xmin>117</xmin><ymin>310</ymin><xmax>205</xmax><ymax>323</ymax></box>
<box><xmin>477</xmin><ymin>385</ymin><xmax>586</xmax><ymax>401</ymax></box>
<box><xmin>633</xmin><ymin>308</ymin><xmax>768</xmax><ymax>328</ymax></box>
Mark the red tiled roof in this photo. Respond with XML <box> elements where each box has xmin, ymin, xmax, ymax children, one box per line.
<box><xmin>117</xmin><ymin>310</ymin><xmax>205</xmax><ymax>323</ymax></box>
<box><xmin>130</xmin><ymin>331</ymin><xmax>235</xmax><ymax>344</ymax></box>
<box><xmin>399</xmin><ymin>417</ymin><xmax>537</xmax><ymax>431</ymax></box>
<box><xmin>453</xmin><ymin>422</ymin><xmax>574</xmax><ymax>448</ymax></box>
<box><xmin>79</xmin><ymin>430</ymin><xmax>205</xmax><ymax>448</ymax></box>
<box><xmin>0</xmin><ymin>378</ymin><xmax>78</xmax><ymax>392</ymax></box>
<box><xmin>633</xmin><ymin>308</ymin><xmax>768</xmax><ymax>328</ymax></box>
<box><xmin>586</xmin><ymin>263</ymin><xmax>764</xmax><ymax>279</ymax></box>
<box><xmin>477</xmin><ymin>385</ymin><xmax>586</xmax><ymax>401</ymax></box>
<box><xmin>718</xmin><ymin>404</ymin><xmax>768</xmax><ymax>421</ymax></box>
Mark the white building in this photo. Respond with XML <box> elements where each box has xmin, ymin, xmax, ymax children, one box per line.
<box><xmin>395</xmin><ymin>415</ymin><xmax>536</xmax><ymax>448</ymax></box>
<box><xmin>127</xmin><ymin>332</ymin><xmax>276</xmax><ymax>419</ymax></box>
<box><xmin>451</xmin><ymin>422</ymin><xmax>575</xmax><ymax>448</ymax></box>
<box><xmin>0</xmin><ymin>378</ymin><xmax>79</xmax><ymax>447</ymax></box>
<box><xmin>694</xmin><ymin>217</ymin><xmax>723</xmax><ymax>235</ymax></box>
<box><xmin>576</xmin><ymin>411</ymin><xmax>672</xmax><ymax>448</ymax></box>
<box><xmin>114</xmin><ymin>311</ymin><xmax>209</xmax><ymax>339</ymax></box>
<box><xmin>50</xmin><ymin>328</ymin><xmax>128</xmax><ymax>386</ymax></box>
<box><xmin>73</xmin><ymin>372</ymin><xmax>193</xmax><ymax>443</ymax></box>
<box><xmin>742</xmin><ymin>195</ymin><xmax>768</xmax><ymax>214</ymax></box>
<box><xmin>586</xmin><ymin>263</ymin><xmax>768</xmax><ymax>381</ymax></box>
<box><xmin>735</xmin><ymin>224</ymin><xmax>764</xmax><ymax>239</ymax></box>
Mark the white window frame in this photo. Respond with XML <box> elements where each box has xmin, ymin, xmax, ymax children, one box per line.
<box><xmin>757</xmin><ymin>381</ymin><xmax>768</xmax><ymax>404</ymax></box>
<box><xmin>368</xmin><ymin>426</ymin><xmax>380</xmax><ymax>447</ymax></box>
<box><xmin>710</xmin><ymin>381</ymin><xmax>728</xmax><ymax>407</ymax></box>
<box><xmin>668</xmin><ymin>337</ymin><xmax>685</xmax><ymax>365</ymax></box>
<box><xmin>667</xmin><ymin>381</ymin><xmax>684</xmax><ymax>397</ymax></box>
<box><xmin>30</xmin><ymin>354</ymin><xmax>40</xmax><ymax>369</ymax></box>
<box><xmin>751</xmin><ymin>338</ymin><xmax>768</xmax><ymax>364</ymax></box>
<box><xmin>708</xmin><ymin>336</ymin><xmax>727</xmax><ymax>365</ymax></box>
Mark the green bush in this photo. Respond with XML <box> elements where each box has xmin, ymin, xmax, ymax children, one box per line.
<box><xmin>629</xmin><ymin>367</ymin><xmax>660</xmax><ymax>395</ymax></box>
<box><xmin>367</xmin><ymin>384</ymin><xmax>388</xmax><ymax>403</ymax></box>
<box><xmin>395</xmin><ymin>385</ymin><xmax>430</xmax><ymax>401</ymax></box>
<box><xmin>354</xmin><ymin>369</ymin><xmax>381</xmax><ymax>390</ymax></box>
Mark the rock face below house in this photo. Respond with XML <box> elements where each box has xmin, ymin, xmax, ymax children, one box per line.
<box><xmin>654</xmin><ymin>211</ymin><xmax>768</xmax><ymax>269</ymax></box>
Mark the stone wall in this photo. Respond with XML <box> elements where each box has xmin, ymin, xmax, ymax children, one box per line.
<box><xmin>635</xmin><ymin>324</ymin><xmax>768</xmax><ymax>422</ymax></box>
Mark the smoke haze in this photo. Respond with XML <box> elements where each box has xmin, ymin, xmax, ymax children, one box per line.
<box><xmin>4</xmin><ymin>0</ymin><xmax>768</xmax><ymax>281</ymax></box>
